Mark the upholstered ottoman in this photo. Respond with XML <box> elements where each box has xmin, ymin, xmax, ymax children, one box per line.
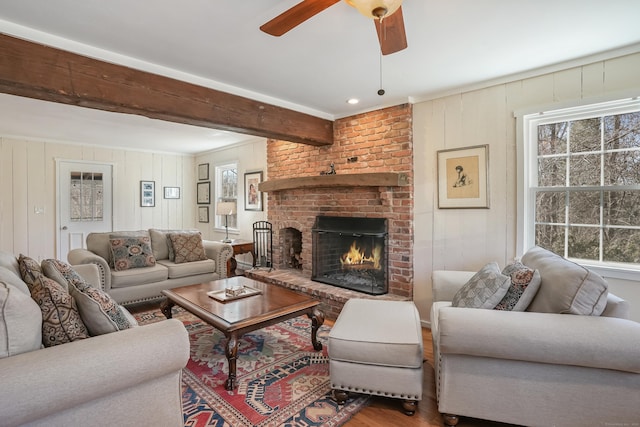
<box><xmin>328</xmin><ymin>298</ymin><xmax>424</xmax><ymax>415</ymax></box>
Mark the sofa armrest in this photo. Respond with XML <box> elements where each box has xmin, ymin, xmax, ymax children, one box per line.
<box><xmin>0</xmin><ymin>319</ymin><xmax>189</xmax><ymax>426</ymax></box>
<box><xmin>68</xmin><ymin>248</ymin><xmax>111</xmax><ymax>290</ymax></box>
<box><xmin>72</xmin><ymin>263</ymin><xmax>102</xmax><ymax>289</ymax></box>
<box><xmin>203</xmin><ymin>240</ymin><xmax>233</xmax><ymax>278</ymax></box>
<box><xmin>601</xmin><ymin>292</ymin><xmax>630</xmax><ymax>319</ymax></box>
<box><xmin>432</xmin><ymin>270</ymin><xmax>475</xmax><ymax>302</ymax></box>
<box><xmin>437</xmin><ymin>306</ymin><xmax>640</xmax><ymax>373</ymax></box>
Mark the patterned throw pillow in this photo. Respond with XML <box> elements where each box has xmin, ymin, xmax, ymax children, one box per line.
<box><xmin>18</xmin><ymin>254</ymin><xmax>42</xmax><ymax>287</ymax></box>
<box><xmin>166</xmin><ymin>230</ymin><xmax>201</xmax><ymax>261</ymax></box>
<box><xmin>109</xmin><ymin>236</ymin><xmax>156</xmax><ymax>271</ymax></box>
<box><xmin>494</xmin><ymin>261</ymin><xmax>542</xmax><ymax>311</ymax></box>
<box><xmin>42</xmin><ymin>259</ymin><xmax>134</xmax><ymax>335</ymax></box>
<box><xmin>451</xmin><ymin>262</ymin><xmax>511</xmax><ymax>309</ymax></box>
<box><xmin>168</xmin><ymin>232</ymin><xmax>207</xmax><ymax>264</ymax></box>
<box><xmin>29</xmin><ymin>275</ymin><xmax>89</xmax><ymax>347</ymax></box>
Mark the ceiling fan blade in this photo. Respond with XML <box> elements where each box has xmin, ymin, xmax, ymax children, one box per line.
<box><xmin>374</xmin><ymin>6</ymin><xmax>408</xmax><ymax>55</ymax></box>
<box><xmin>260</xmin><ymin>0</ymin><xmax>341</xmax><ymax>36</ymax></box>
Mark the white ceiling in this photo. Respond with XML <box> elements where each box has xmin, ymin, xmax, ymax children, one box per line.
<box><xmin>1</xmin><ymin>0</ymin><xmax>640</xmax><ymax>154</ymax></box>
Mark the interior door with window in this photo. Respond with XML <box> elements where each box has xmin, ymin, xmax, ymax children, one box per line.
<box><xmin>57</xmin><ymin>160</ymin><xmax>113</xmax><ymax>261</ymax></box>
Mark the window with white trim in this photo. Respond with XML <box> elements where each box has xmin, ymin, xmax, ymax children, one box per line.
<box><xmin>521</xmin><ymin>98</ymin><xmax>640</xmax><ymax>270</ymax></box>
<box><xmin>215</xmin><ymin>163</ymin><xmax>238</xmax><ymax>230</ymax></box>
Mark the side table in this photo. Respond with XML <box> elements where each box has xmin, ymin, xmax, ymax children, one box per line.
<box><xmin>227</xmin><ymin>239</ymin><xmax>255</xmax><ymax>276</ymax></box>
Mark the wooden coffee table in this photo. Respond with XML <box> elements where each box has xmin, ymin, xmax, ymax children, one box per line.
<box><xmin>160</xmin><ymin>276</ymin><xmax>324</xmax><ymax>390</ymax></box>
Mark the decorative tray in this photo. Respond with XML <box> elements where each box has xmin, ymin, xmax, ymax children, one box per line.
<box><xmin>207</xmin><ymin>285</ymin><xmax>262</xmax><ymax>302</ymax></box>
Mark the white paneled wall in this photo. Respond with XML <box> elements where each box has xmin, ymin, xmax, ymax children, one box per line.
<box><xmin>194</xmin><ymin>139</ymin><xmax>268</xmax><ymax>242</ymax></box>
<box><xmin>194</xmin><ymin>138</ymin><xmax>268</xmax><ymax>269</ymax></box>
<box><xmin>414</xmin><ymin>52</ymin><xmax>640</xmax><ymax>323</ymax></box>
<box><xmin>0</xmin><ymin>137</ymin><xmax>194</xmax><ymax>261</ymax></box>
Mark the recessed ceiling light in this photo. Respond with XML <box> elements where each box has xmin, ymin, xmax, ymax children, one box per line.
<box><xmin>347</xmin><ymin>98</ymin><xmax>359</xmax><ymax>105</ymax></box>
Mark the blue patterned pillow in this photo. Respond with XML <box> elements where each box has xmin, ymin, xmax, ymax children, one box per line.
<box><xmin>109</xmin><ymin>236</ymin><xmax>156</xmax><ymax>271</ymax></box>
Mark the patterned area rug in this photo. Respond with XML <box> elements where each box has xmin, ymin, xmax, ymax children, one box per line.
<box><xmin>134</xmin><ymin>307</ymin><xmax>369</xmax><ymax>427</ymax></box>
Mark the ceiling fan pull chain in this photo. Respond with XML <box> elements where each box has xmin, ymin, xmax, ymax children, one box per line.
<box><xmin>378</xmin><ymin>50</ymin><xmax>385</xmax><ymax>96</ymax></box>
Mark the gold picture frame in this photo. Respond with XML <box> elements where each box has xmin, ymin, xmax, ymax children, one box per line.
<box><xmin>437</xmin><ymin>145</ymin><xmax>489</xmax><ymax>209</ymax></box>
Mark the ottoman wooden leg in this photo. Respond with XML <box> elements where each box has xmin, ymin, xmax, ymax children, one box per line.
<box><xmin>443</xmin><ymin>414</ymin><xmax>459</xmax><ymax>426</ymax></box>
<box><xmin>332</xmin><ymin>389</ymin><xmax>349</xmax><ymax>405</ymax></box>
<box><xmin>402</xmin><ymin>399</ymin><xmax>418</xmax><ymax>416</ymax></box>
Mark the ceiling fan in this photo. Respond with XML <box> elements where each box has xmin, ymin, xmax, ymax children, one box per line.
<box><xmin>260</xmin><ymin>0</ymin><xmax>408</xmax><ymax>55</ymax></box>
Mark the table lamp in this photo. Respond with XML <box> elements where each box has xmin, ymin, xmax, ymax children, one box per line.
<box><xmin>216</xmin><ymin>201</ymin><xmax>236</xmax><ymax>243</ymax></box>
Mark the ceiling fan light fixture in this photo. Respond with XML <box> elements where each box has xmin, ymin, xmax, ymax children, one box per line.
<box><xmin>345</xmin><ymin>0</ymin><xmax>402</xmax><ymax>20</ymax></box>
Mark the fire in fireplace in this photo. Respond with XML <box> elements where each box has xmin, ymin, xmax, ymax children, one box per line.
<box><xmin>312</xmin><ymin>216</ymin><xmax>388</xmax><ymax>295</ymax></box>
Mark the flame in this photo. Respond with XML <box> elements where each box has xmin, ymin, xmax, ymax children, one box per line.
<box><xmin>340</xmin><ymin>241</ymin><xmax>382</xmax><ymax>269</ymax></box>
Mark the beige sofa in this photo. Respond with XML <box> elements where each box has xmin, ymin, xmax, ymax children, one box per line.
<box><xmin>0</xmin><ymin>251</ymin><xmax>189</xmax><ymax>426</ymax></box>
<box><xmin>68</xmin><ymin>228</ymin><xmax>233</xmax><ymax>305</ymax></box>
<box><xmin>430</xmin><ymin>246</ymin><xmax>640</xmax><ymax>427</ymax></box>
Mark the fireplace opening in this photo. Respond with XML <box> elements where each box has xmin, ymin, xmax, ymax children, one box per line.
<box><xmin>280</xmin><ymin>227</ymin><xmax>303</xmax><ymax>270</ymax></box>
<box><xmin>312</xmin><ymin>216</ymin><xmax>388</xmax><ymax>295</ymax></box>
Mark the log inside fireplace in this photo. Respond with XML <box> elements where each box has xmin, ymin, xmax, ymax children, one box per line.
<box><xmin>311</xmin><ymin>216</ymin><xmax>388</xmax><ymax>295</ymax></box>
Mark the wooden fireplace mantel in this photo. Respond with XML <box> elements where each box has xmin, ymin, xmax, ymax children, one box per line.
<box><xmin>258</xmin><ymin>172</ymin><xmax>409</xmax><ymax>192</ymax></box>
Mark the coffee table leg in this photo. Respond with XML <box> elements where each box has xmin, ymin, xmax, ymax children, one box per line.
<box><xmin>225</xmin><ymin>333</ymin><xmax>239</xmax><ymax>391</ymax></box>
<box><xmin>308</xmin><ymin>308</ymin><xmax>324</xmax><ymax>351</ymax></box>
<box><xmin>160</xmin><ymin>299</ymin><xmax>174</xmax><ymax>319</ymax></box>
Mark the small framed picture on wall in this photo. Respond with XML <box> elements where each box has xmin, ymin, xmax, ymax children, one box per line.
<box><xmin>437</xmin><ymin>145</ymin><xmax>489</xmax><ymax>209</ymax></box>
<box><xmin>198</xmin><ymin>206</ymin><xmax>209</xmax><ymax>223</ymax></box>
<box><xmin>140</xmin><ymin>180</ymin><xmax>155</xmax><ymax>207</ymax></box>
<box><xmin>197</xmin><ymin>181</ymin><xmax>210</xmax><ymax>204</ymax></box>
<box><xmin>244</xmin><ymin>171</ymin><xmax>263</xmax><ymax>211</ymax></box>
<box><xmin>198</xmin><ymin>163</ymin><xmax>209</xmax><ymax>181</ymax></box>
<box><xmin>163</xmin><ymin>187</ymin><xmax>180</xmax><ymax>199</ymax></box>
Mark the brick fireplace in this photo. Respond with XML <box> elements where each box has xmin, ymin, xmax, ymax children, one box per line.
<box><xmin>248</xmin><ymin>104</ymin><xmax>413</xmax><ymax>318</ymax></box>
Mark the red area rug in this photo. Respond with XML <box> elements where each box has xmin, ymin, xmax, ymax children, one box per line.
<box><xmin>135</xmin><ymin>307</ymin><xmax>369</xmax><ymax>427</ymax></box>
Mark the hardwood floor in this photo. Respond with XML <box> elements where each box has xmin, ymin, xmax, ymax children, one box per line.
<box><xmin>128</xmin><ymin>302</ymin><xmax>514</xmax><ymax>427</ymax></box>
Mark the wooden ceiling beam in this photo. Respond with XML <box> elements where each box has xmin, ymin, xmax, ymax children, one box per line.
<box><xmin>0</xmin><ymin>34</ymin><xmax>333</xmax><ymax>146</ymax></box>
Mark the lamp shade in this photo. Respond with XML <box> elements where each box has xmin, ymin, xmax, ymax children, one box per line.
<box><xmin>216</xmin><ymin>201</ymin><xmax>236</xmax><ymax>216</ymax></box>
<box><xmin>345</xmin><ymin>0</ymin><xmax>402</xmax><ymax>19</ymax></box>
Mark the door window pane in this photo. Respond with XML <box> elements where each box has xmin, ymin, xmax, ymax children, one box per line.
<box><xmin>70</xmin><ymin>172</ymin><xmax>103</xmax><ymax>221</ymax></box>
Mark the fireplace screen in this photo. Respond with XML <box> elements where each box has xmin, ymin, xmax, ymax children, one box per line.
<box><xmin>312</xmin><ymin>216</ymin><xmax>388</xmax><ymax>295</ymax></box>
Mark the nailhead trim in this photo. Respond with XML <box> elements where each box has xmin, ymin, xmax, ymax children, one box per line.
<box><xmin>331</xmin><ymin>385</ymin><xmax>419</xmax><ymax>400</ymax></box>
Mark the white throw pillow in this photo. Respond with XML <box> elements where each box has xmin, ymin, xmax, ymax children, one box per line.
<box><xmin>522</xmin><ymin>246</ymin><xmax>608</xmax><ymax>315</ymax></box>
<box><xmin>0</xmin><ymin>281</ymin><xmax>42</xmax><ymax>357</ymax></box>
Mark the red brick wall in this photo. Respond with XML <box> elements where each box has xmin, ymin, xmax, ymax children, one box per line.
<box><xmin>265</xmin><ymin>103</ymin><xmax>413</xmax><ymax>298</ymax></box>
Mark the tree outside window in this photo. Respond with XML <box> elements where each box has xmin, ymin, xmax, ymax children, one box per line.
<box><xmin>522</xmin><ymin>99</ymin><xmax>640</xmax><ymax>268</ymax></box>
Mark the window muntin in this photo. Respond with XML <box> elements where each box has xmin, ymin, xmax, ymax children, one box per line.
<box><xmin>523</xmin><ymin>99</ymin><xmax>640</xmax><ymax>269</ymax></box>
